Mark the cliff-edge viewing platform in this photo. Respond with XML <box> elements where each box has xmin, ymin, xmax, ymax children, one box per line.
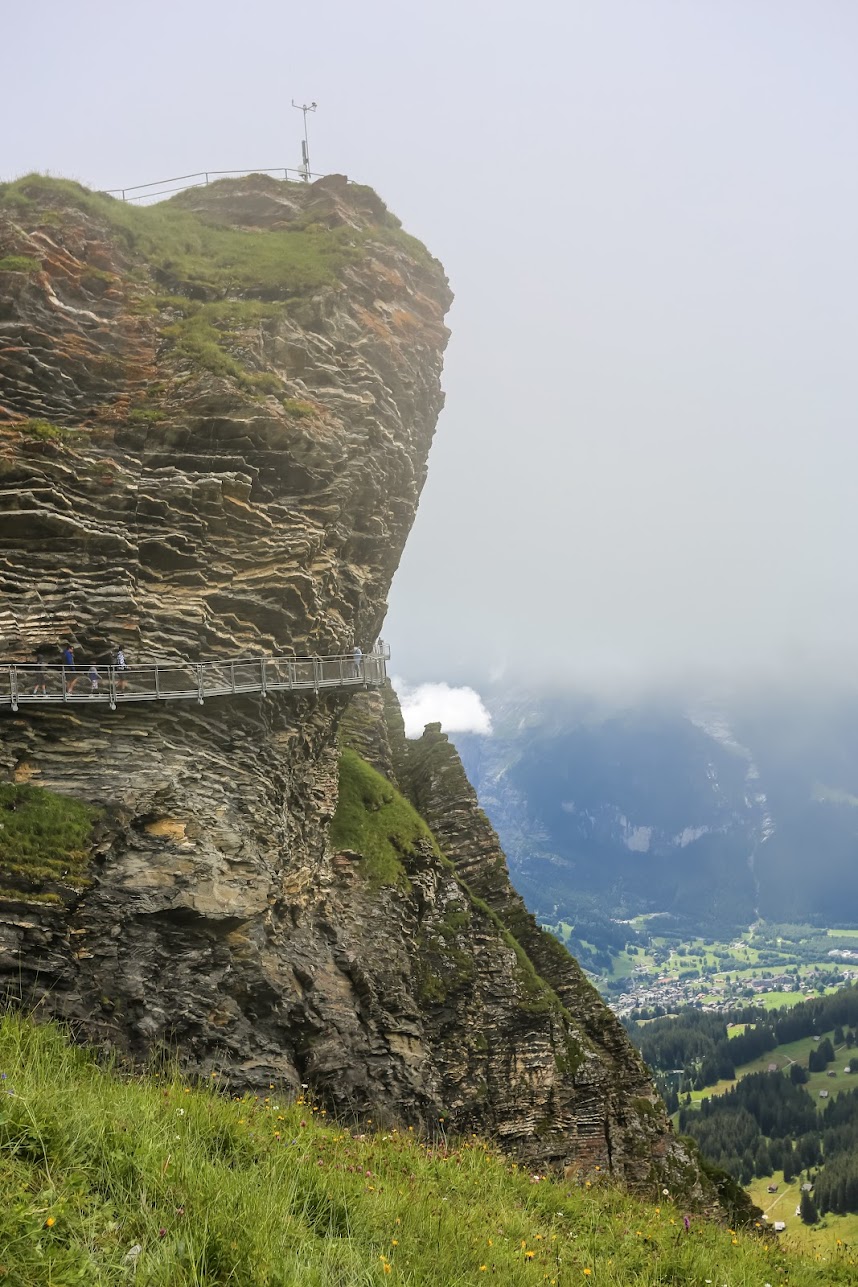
<box><xmin>0</xmin><ymin>650</ymin><xmax>388</xmax><ymax>711</ymax></box>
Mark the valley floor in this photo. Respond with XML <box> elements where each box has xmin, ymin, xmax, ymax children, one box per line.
<box><xmin>1</xmin><ymin>1013</ymin><xmax>856</xmax><ymax>1285</ymax></box>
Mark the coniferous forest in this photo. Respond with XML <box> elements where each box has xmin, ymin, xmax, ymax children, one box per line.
<box><xmin>627</xmin><ymin>986</ymin><xmax>858</xmax><ymax>1216</ymax></box>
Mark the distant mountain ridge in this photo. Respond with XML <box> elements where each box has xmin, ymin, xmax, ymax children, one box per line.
<box><xmin>454</xmin><ymin>686</ymin><xmax>858</xmax><ymax>938</ymax></box>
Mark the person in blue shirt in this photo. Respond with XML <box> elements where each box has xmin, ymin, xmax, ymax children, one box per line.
<box><xmin>62</xmin><ymin>644</ymin><xmax>78</xmax><ymax>693</ymax></box>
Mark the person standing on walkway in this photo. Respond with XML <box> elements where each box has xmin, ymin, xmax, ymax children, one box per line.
<box><xmin>32</xmin><ymin>653</ymin><xmax>47</xmax><ymax>696</ymax></box>
<box><xmin>115</xmin><ymin>647</ymin><xmax>127</xmax><ymax>692</ymax></box>
<box><xmin>352</xmin><ymin>644</ymin><xmax>363</xmax><ymax>678</ymax></box>
<box><xmin>88</xmin><ymin>664</ymin><xmax>100</xmax><ymax>694</ymax></box>
<box><xmin>62</xmin><ymin>644</ymin><xmax>78</xmax><ymax>693</ymax></box>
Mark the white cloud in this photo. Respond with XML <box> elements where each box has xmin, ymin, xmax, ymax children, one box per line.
<box><xmin>393</xmin><ymin>678</ymin><xmax>493</xmax><ymax>739</ymax></box>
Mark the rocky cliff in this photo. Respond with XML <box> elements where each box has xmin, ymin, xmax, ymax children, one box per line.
<box><xmin>0</xmin><ymin>173</ymin><xmax>701</xmax><ymax>1197</ymax></box>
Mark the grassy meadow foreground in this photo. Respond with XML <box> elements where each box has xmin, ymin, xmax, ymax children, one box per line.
<box><xmin>0</xmin><ymin>1017</ymin><xmax>856</xmax><ymax>1285</ymax></box>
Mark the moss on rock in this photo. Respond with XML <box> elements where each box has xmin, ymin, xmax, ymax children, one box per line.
<box><xmin>0</xmin><ymin>784</ymin><xmax>99</xmax><ymax>886</ymax></box>
<box><xmin>330</xmin><ymin>749</ymin><xmax>440</xmax><ymax>890</ymax></box>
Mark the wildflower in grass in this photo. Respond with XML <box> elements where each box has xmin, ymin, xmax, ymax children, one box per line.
<box><xmin>683</xmin><ymin>1216</ymin><xmax>690</xmax><ymax>1232</ymax></box>
<box><xmin>583</xmin><ymin>1271</ymin><xmax>592</xmax><ymax>1278</ymax></box>
<box><xmin>45</xmin><ymin>1217</ymin><xmax>55</xmax><ymax>1228</ymax></box>
<box><xmin>158</xmin><ymin>1228</ymin><xmax>166</xmax><ymax>1238</ymax></box>
<box><xmin>479</xmin><ymin>1267</ymin><xmax>487</xmax><ymax>1273</ymax></box>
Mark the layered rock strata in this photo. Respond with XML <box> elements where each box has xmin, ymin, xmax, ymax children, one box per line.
<box><xmin>0</xmin><ymin>174</ymin><xmax>700</xmax><ymax>1196</ymax></box>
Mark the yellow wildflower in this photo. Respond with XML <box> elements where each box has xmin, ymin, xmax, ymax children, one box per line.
<box><xmin>45</xmin><ymin>1217</ymin><xmax>56</xmax><ymax>1228</ymax></box>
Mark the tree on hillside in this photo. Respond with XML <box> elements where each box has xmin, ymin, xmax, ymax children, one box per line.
<box><xmin>808</xmin><ymin>1038</ymin><xmax>835</xmax><ymax>1072</ymax></box>
<box><xmin>800</xmin><ymin>1190</ymin><xmax>819</xmax><ymax>1225</ymax></box>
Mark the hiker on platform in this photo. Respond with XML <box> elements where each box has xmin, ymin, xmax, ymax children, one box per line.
<box><xmin>352</xmin><ymin>644</ymin><xmax>363</xmax><ymax>678</ymax></box>
<box><xmin>115</xmin><ymin>647</ymin><xmax>127</xmax><ymax>691</ymax></box>
<box><xmin>62</xmin><ymin>644</ymin><xmax>78</xmax><ymax>693</ymax></box>
<box><xmin>88</xmin><ymin>664</ymin><xmax>100</xmax><ymax>694</ymax></box>
<box><xmin>32</xmin><ymin>653</ymin><xmax>47</xmax><ymax>696</ymax></box>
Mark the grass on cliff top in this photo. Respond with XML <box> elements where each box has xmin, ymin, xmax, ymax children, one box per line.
<box><xmin>1</xmin><ymin>1013</ymin><xmax>855</xmax><ymax>1287</ymax></box>
<box><xmin>331</xmin><ymin>749</ymin><xmax>441</xmax><ymax>890</ymax></box>
<box><xmin>0</xmin><ymin>174</ymin><xmax>358</xmax><ymax>299</ymax></box>
<box><xmin>0</xmin><ymin>783</ymin><xmax>99</xmax><ymax>884</ymax></box>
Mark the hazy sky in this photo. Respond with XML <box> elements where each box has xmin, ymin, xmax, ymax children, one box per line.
<box><xmin>7</xmin><ymin>1</ymin><xmax>858</xmax><ymax>707</ymax></box>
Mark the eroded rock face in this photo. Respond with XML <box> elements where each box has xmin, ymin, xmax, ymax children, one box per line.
<box><xmin>0</xmin><ymin>171</ymin><xmax>449</xmax><ymax>1080</ymax></box>
<box><xmin>0</xmin><ymin>173</ymin><xmax>449</xmax><ymax>659</ymax></box>
<box><xmin>366</xmin><ymin>691</ymin><xmax>705</xmax><ymax>1196</ymax></box>
<box><xmin>0</xmin><ymin>175</ymin><xmax>701</xmax><ymax>1197</ymax></box>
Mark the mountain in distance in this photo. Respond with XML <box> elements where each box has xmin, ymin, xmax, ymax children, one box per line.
<box><xmin>453</xmin><ymin>684</ymin><xmax>858</xmax><ymax>947</ymax></box>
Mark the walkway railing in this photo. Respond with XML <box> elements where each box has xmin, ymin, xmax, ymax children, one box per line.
<box><xmin>0</xmin><ymin>650</ymin><xmax>387</xmax><ymax>712</ymax></box>
<box><xmin>104</xmin><ymin>167</ymin><xmax>325</xmax><ymax>204</ymax></box>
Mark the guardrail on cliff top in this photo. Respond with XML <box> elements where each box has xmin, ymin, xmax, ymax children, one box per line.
<box><xmin>0</xmin><ymin>650</ymin><xmax>388</xmax><ymax>713</ymax></box>
<box><xmin>105</xmin><ymin>167</ymin><xmax>326</xmax><ymax>204</ymax></box>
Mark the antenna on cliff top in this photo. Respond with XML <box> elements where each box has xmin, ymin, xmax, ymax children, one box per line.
<box><xmin>292</xmin><ymin>100</ymin><xmax>317</xmax><ymax>182</ymax></box>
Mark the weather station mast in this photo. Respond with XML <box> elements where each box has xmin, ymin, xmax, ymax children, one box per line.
<box><xmin>292</xmin><ymin>100</ymin><xmax>317</xmax><ymax>181</ymax></box>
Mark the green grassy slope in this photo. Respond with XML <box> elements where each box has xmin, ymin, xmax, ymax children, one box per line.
<box><xmin>1</xmin><ymin>1015</ymin><xmax>855</xmax><ymax>1285</ymax></box>
<box><xmin>330</xmin><ymin>748</ymin><xmax>442</xmax><ymax>889</ymax></box>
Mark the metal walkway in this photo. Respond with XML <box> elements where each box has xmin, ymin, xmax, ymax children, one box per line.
<box><xmin>0</xmin><ymin>650</ymin><xmax>387</xmax><ymax>712</ymax></box>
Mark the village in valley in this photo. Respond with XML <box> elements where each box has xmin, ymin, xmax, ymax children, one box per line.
<box><xmin>545</xmin><ymin>917</ymin><xmax>858</xmax><ymax>1018</ymax></box>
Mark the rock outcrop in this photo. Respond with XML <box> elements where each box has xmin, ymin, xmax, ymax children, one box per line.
<box><xmin>0</xmin><ymin>173</ymin><xmax>702</xmax><ymax>1198</ymax></box>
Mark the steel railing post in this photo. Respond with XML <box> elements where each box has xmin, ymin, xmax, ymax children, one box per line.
<box><xmin>10</xmin><ymin>667</ymin><xmax>18</xmax><ymax>711</ymax></box>
<box><xmin>260</xmin><ymin>658</ymin><xmax>267</xmax><ymax>697</ymax></box>
<box><xmin>312</xmin><ymin>655</ymin><xmax>320</xmax><ymax>693</ymax></box>
<box><xmin>108</xmin><ymin>666</ymin><xmax>117</xmax><ymax>711</ymax></box>
<box><xmin>61</xmin><ymin>669</ymin><xmax>68</xmax><ymax>701</ymax></box>
<box><xmin>197</xmin><ymin>664</ymin><xmax>205</xmax><ymax>705</ymax></box>
<box><xmin>155</xmin><ymin>665</ymin><xmax>161</xmax><ymax>700</ymax></box>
